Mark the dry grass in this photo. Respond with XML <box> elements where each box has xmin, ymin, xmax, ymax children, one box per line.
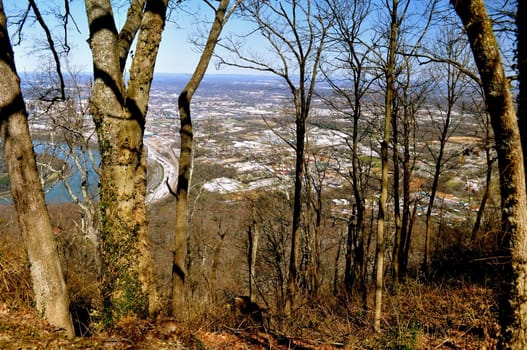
<box><xmin>0</xmin><ymin>200</ymin><xmax>502</xmax><ymax>349</ymax></box>
<box><xmin>0</xmin><ymin>230</ymin><xmax>32</xmax><ymax>308</ymax></box>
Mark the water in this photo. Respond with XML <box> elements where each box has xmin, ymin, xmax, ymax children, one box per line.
<box><xmin>0</xmin><ymin>142</ymin><xmax>100</xmax><ymax>204</ymax></box>
<box><xmin>37</xmin><ymin>143</ymin><xmax>100</xmax><ymax>203</ymax></box>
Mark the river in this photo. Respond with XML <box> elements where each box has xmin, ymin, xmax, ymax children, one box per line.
<box><xmin>0</xmin><ymin>142</ymin><xmax>100</xmax><ymax>204</ymax></box>
<box><xmin>0</xmin><ymin>140</ymin><xmax>168</xmax><ymax>204</ymax></box>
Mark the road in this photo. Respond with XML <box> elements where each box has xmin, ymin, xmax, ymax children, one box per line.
<box><xmin>145</xmin><ymin>137</ymin><xmax>179</xmax><ymax>205</ymax></box>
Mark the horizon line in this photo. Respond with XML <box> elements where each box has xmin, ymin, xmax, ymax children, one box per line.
<box><xmin>19</xmin><ymin>70</ymin><xmax>276</xmax><ymax>77</ymax></box>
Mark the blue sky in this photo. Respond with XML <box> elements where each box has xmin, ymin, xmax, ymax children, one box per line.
<box><xmin>7</xmin><ymin>0</ymin><xmax>250</xmax><ymax>75</ymax></box>
<box><xmin>6</xmin><ymin>0</ymin><xmax>468</xmax><ymax>77</ymax></box>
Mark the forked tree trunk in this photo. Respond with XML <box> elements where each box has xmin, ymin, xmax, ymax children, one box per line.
<box><xmin>422</xmin><ymin>39</ymin><xmax>464</xmax><ymax>274</ymax></box>
<box><xmin>284</xmin><ymin>17</ymin><xmax>327</xmax><ymax>316</ymax></box>
<box><xmin>326</xmin><ymin>0</ymin><xmax>370</xmax><ymax>301</ymax></box>
<box><xmin>452</xmin><ymin>1</ymin><xmax>527</xmax><ymax>348</ymax></box>
<box><xmin>397</xmin><ymin>66</ymin><xmax>421</xmax><ymax>280</ymax></box>
<box><xmin>344</xmin><ymin>112</ymin><xmax>367</xmax><ymax>295</ymax></box>
<box><xmin>0</xmin><ymin>2</ymin><xmax>74</xmax><ymax>337</ymax></box>
<box><xmin>304</xmin><ymin>157</ymin><xmax>323</xmax><ymax>297</ymax></box>
<box><xmin>85</xmin><ymin>0</ymin><xmax>167</xmax><ymax>325</ymax></box>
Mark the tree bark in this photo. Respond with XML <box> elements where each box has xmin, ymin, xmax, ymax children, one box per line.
<box><xmin>285</xmin><ymin>99</ymin><xmax>306</xmax><ymax>315</ymax></box>
<box><xmin>452</xmin><ymin>1</ymin><xmax>527</xmax><ymax>348</ymax></box>
<box><xmin>172</xmin><ymin>0</ymin><xmax>231</xmax><ymax>317</ymax></box>
<box><xmin>248</xmin><ymin>209</ymin><xmax>260</xmax><ymax>303</ymax></box>
<box><xmin>472</xmin><ymin>110</ymin><xmax>493</xmax><ymax>238</ymax></box>
<box><xmin>391</xmin><ymin>108</ymin><xmax>402</xmax><ymax>280</ymax></box>
<box><xmin>375</xmin><ymin>0</ymin><xmax>398</xmax><ymax>332</ymax></box>
<box><xmin>517</xmin><ymin>0</ymin><xmax>526</xmax><ymax>181</ymax></box>
<box><xmin>0</xmin><ymin>1</ymin><xmax>74</xmax><ymax>337</ymax></box>
<box><xmin>85</xmin><ymin>0</ymin><xmax>167</xmax><ymax>325</ymax></box>
<box><xmin>302</xmin><ymin>154</ymin><xmax>323</xmax><ymax>297</ymax></box>
<box><xmin>398</xmin><ymin>104</ymin><xmax>414</xmax><ymax>280</ymax></box>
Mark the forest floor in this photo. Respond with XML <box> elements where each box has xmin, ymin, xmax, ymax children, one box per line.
<box><xmin>0</xmin><ymin>282</ymin><xmax>501</xmax><ymax>349</ymax></box>
<box><xmin>0</xmin><ymin>201</ymin><xmax>503</xmax><ymax>349</ymax></box>
<box><xmin>0</xmin><ymin>302</ymin><xmax>332</xmax><ymax>350</ymax></box>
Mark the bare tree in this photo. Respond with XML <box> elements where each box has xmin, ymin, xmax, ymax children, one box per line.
<box><xmin>451</xmin><ymin>0</ymin><xmax>527</xmax><ymax>348</ymax></box>
<box><xmin>0</xmin><ymin>0</ymin><xmax>74</xmax><ymax>336</ymax></box>
<box><xmin>301</xmin><ymin>150</ymin><xmax>327</xmax><ymax>297</ymax></box>
<box><xmin>171</xmin><ymin>0</ymin><xmax>239</xmax><ymax>318</ymax></box>
<box><xmin>321</xmin><ymin>0</ymin><xmax>377</xmax><ymax>304</ymax></box>
<box><xmin>217</xmin><ymin>0</ymin><xmax>332</xmax><ymax>315</ymax></box>
<box><xmin>391</xmin><ymin>60</ymin><xmax>428</xmax><ymax>280</ymax></box>
<box><xmin>421</xmin><ymin>28</ymin><xmax>470</xmax><ymax>275</ymax></box>
<box><xmin>28</xmin><ymin>69</ymin><xmax>100</xmax><ymax>268</ymax></box>
<box><xmin>471</xmin><ymin>92</ymin><xmax>495</xmax><ymax>238</ymax></box>
<box><xmin>371</xmin><ymin>0</ymin><xmax>436</xmax><ymax>329</ymax></box>
<box><xmin>256</xmin><ymin>192</ymin><xmax>292</xmax><ymax>310</ymax></box>
<box><xmin>374</xmin><ymin>0</ymin><xmax>398</xmax><ymax>332</ymax></box>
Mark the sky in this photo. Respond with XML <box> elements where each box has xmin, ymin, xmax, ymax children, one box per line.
<box><xmin>6</xmin><ymin>0</ymin><xmax>492</xmax><ymax>78</ymax></box>
<box><xmin>6</xmin><ymin>0</ymin><xmax>252</xmax><ymax>75</ymax></box>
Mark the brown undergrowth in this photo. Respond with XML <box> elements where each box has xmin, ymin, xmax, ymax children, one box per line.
<box><xmin>0</xmin><ymin>203</ymin><xmax>501</xmax><ymax>349</ymax></box>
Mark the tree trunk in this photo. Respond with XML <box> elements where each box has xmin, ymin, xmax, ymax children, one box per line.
<box><xmin>247</xmin><ymin>213</ymin><xmax>259</xmax><ymax>303</ymax></box>
<box><xmin>422</xmin><ymin>103</ymin><xmax>451</xmax><ymax>276</ymax></box>
<box><xmin>85</xmin><ymin>0</ymin><xmax>167</xmax><ymax>325</ymax></box>
<box><xmin>472</xmin><ymin>111</ymin><xmax>493</xmax><ymax>238</ymax></box>
<box><xmin>285</xmin><ymin>105</ymin><xmax>306</xmax><ymax>316</ymax></box>
<box><xmin>452</xmin><ymin>1</ymin><xmax>527</xmax><ymax>348</ymax></box>
<box><xmin>304</xmin><ymin>156</ymin><xmax>323</xmax><ymax>297</ymax></box>
<box><xmin>391</xmin><ymin>109</ymin><xmax>402</xmax><ymax>280</ymax></box>
<box><xmin>333</xmin><ymin>231</ymin><xmax>344</xmax><ymax>296</ymax></box>
<box><xmin>210</xmin><ymin>230</ymin><xmax>227</xmax><ymax>303</ymax></box>
<box><xmin>518</xmin><ymin>0</ymin><xmax>527</xmax><ymax>181</ymax></box>
<box><xmin>0</xmin><ymin>2</ymin><xmax>74</xmax><ymax>337</ymax></box>
<box><xmin>375</xmin><ymin>0</ymin><xmax>398</xmax><ymax>332</ymax></box>
<box><xmin>172</xmin><ymin>0</ymin><xmax>231</xmax><ymax>317</ymax></box>
<box><xmin>344</xmin><ymin>211</ymin><xmax>356</xmax><ymax>293</ymax></box>
<box><xmin>398</xmin><ymin>115</ymin><xmax>413</xmax><ymax>279</ymax></box>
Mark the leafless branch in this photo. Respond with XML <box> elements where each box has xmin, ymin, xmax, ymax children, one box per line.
<box><xmin>410</xmin><ymin>51</ymin><xmax>482</xmax><ymax>85</ymax></box>
<box><xmin>28</xmin><ymin>0</ymin><xmax>66</xmax><ymax>101</ymax></box>
<box><xmin>11</xmin><ymin>3</ymin><xmax>31</xmax><ymax>46</ymax></box>
<box><xmin>261</xmin><ymin>115</ymin><xmax>296</xmax><ymax>150</ymax></box>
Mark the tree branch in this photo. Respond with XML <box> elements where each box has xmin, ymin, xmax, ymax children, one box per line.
<box><xmin>28</xmin><ymin>0</ymin><xmax>66</xmax><ymax>101</ymax></box>
<box><xmin>118</xmin><ymin>0</ymin><xmax>146</xmax><ymax>73</ymax></box>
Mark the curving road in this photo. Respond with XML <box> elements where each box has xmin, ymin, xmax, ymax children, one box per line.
<box><xmin>145</xmin><ymin>137</ymin><xmax>179</xmax><ymax>205</ymax></box>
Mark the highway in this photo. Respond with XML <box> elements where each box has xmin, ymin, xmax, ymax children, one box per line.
<box><xmin>145</xmin><ymin>137</ymin><xmax>179</xmax><ymax>205</ymax></box>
